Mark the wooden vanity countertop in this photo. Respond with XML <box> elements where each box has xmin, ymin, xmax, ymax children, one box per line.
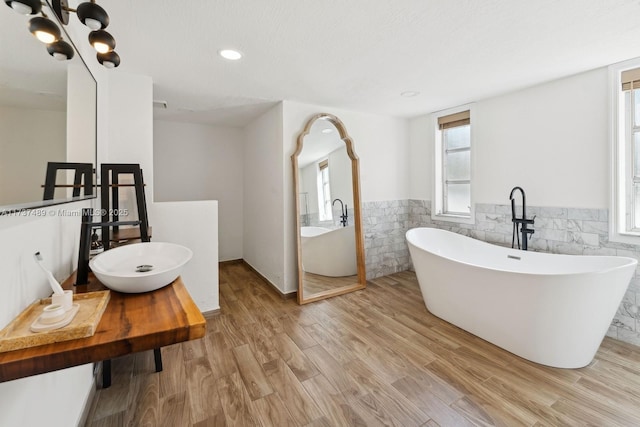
<box><xmin>0</xmin><ymin>273</ymin><xmax>206</xmax><ymax>383</ymax></box>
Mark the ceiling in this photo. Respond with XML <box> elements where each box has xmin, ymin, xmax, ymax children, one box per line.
<box><xmin>7</xmin><ymin>1</ymin><xmax>640</xmax><ymax>126</ymax></box>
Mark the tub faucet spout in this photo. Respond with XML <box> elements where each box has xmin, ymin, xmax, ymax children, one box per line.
<box><xmin>332</xmin><ymin>198</ymin><xmax>348</xmax><ymax>227</ymax></box>
<box><xmin>509</xmin><ymin>186</ymin><xmax>535</xmax><ymax>251</ymax></box>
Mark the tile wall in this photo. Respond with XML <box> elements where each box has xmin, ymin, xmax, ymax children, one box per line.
<box><xmin>361</xmin><ymin>200</ymin><xmax>411</xmax><ymax>279</ymax></box>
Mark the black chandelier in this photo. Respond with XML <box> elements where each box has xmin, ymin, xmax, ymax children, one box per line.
<box><xmin>4</xmin><ymin>0</ymin><xmax>121</xmax><ymax>68</ymax></box>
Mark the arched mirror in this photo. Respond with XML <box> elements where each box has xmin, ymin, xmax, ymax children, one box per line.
<box><xmin>292</xmin><ymin>113</ymin><xmax>366</xmax><ymax>304</ymax></box>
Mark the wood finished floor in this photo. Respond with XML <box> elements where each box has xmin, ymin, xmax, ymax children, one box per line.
<box><xmin>302</xmin><ymin>272</ymin><xmax>358</xmax><ymax>296</ymax></box>
<box><xmin>85</xmin><ymin>263</ymin><xmax>640</xmax><ymax>426</ymax></box>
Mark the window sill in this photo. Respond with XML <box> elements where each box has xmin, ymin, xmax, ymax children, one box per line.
<box><xmin>608</xmin><ymin>230</ymin><xmax>640</xmax><ymax>245</ymax></box>
<box><xmin>431</xmin><ymin>211</ymin><xmax>475</xmax><ymax>225</ymax></box>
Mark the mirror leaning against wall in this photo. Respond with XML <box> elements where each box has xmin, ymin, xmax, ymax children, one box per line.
<box><xmin>292</xmin><ymin>113</ymin><xmax>366</xmax><ymax>304</ymax></box>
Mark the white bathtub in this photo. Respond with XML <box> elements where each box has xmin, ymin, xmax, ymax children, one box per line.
<box><xmin>406</xmin><ymin>227</ymin><xmax>637</xmax><ymax>368</ymax></box>
<box><xmin>301</xmin><ymin>226</ymin><xmax>357</xmax><ymax>276</ymax></box>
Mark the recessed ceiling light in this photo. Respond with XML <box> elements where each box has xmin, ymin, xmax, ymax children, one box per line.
<box><xmin>401</xmin><ymin>91</ymin><xmax>420</xmax><ymax>97</ymax></box>
<box><xmin>219</xmin><ymin>49</ymin><xmax>242</xmax><ymax>60</ymax></box>
<box><xmin>321</xmin><ymin>128</ymin><xmax>333</xmax><ymax>134</ymax></box>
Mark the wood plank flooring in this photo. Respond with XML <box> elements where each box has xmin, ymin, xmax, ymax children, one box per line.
<box><xmin>85</xmin><ymin>263</ymin><xmax>640</xmax><ymax>426</ymax></box>
<box><xmin>302</xmin><ymin>272</ymin><xmax>358</xmax><ymax>295</ymax></box>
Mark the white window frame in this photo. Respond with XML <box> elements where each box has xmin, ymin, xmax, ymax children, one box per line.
<box><xmin>432</xmin><ymin>103</ymin><xmax>475</xmax><ymax>224</ymax></box>
<box><xmin>610</xmin><ymin>58</ymin><xmax>640</xmax><ymax>244</ymax></box>
<box><xmin>316</xmin><ymin>159</ymin><xmax>332</xmax><ymax>221</ymax></box>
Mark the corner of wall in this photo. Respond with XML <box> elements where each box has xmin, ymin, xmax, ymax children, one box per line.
<box><xmin>242</xmin><ymin>102</ymin><xmax>287</xmax><ymax>292</ymax></box>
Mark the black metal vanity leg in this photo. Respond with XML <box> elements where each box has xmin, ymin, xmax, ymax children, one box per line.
<box><xmin>102</xmin><ymin>359</ymin><xmax>112</xmax><ymax>388</ymax></box>
<box><xmin>153</xmin><ymin>348</ymin><xmax>163</xmax><ymax>372</ymax></box>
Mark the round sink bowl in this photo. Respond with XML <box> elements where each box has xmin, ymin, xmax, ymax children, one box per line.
<box><xmin>89</xmin><ymin>242</ymin><xmax>193</xmax><ymax>293</ymax></box>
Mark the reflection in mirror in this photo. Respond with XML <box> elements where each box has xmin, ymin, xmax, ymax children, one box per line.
<box><xmin>0</xmin><ymin>1</ymin><xmax>97</xmax><ymax>212</ymax></box>
<box><xmin>293</xmin><ymin>113</ymin><xmax>365</xmax><ymax>304</ymax></box>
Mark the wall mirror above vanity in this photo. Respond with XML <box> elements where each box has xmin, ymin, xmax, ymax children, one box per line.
<box><xmin>0</xmin><ymin>0</ymin><xmax>97</xmax><ymax>213</ymax></box>
<box><xmin>292</xmin><ymin>113</ymin><xmax>366</xmax><ymax>304</ymax></box>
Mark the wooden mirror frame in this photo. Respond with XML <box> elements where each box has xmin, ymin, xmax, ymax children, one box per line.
<box><xmin>292</xmin><ymin>113</ymin><xmax>366</xmax><ymax>304</ymax></box>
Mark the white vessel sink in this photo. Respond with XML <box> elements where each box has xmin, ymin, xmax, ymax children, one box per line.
<box><xmin>89</xmin><ymin>242</ymin><xmax>193</xmax><ymax>293</ymax></box>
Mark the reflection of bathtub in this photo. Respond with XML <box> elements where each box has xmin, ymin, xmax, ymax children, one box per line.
<box><xmin>300</xmin><ymin>226</ymin><xmax>357</xmax><ymax>276</ymax></box>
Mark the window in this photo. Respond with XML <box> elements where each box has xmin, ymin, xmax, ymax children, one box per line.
<box><xmin>433</xmin><ymin>106</ymin><xmax>474</xmax><ymax>223</ymax></box>
<box><xmin>317</xmin><ymin>159</ymin><xmax>332</xmax><ymax>221</ymax></box>
<box><xmin>624</xmin><ymin>70</ymin><xmax>640</xmax><ymax>230</ymax></box>
<box><xmin>611</xmin><ymin>60</ymin><xmax>640</xmax><ymax>242</ymax></box>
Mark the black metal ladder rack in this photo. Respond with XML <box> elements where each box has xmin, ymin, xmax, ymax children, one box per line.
<box><xmin>42</xmin><ymin>162</ymin><xmax>93</xmax><ymax>200</ymax></box>
<box><xmin>100</xmin><ymin>163</ymin><xmax>150</xmax><ymax>249</ymax></box>
<box><xmin>98</xmin><ymin>163</ymin><xmax>161</xmax><ymax>388</ymax></box>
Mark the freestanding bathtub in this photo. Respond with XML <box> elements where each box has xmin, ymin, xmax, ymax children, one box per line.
<box><xmin>406</xmin><ymin>227</ymin><xmax>637</xmax><ymax>368</ymax></box>
<box><xmin>301</xmin><ymin>226</ymin><xmax>357</xmax><ymax>276</ymax></box>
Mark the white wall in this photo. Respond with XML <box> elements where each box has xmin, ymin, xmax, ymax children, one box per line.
<box><xmin>154</xmin><ymin>121</ymin><xmax>243</xmax><ymax>261</ymax></box>
<box><xmin>243</xmin><ymin>103</ymin><xmax>285</xmax><ymax>289</ymax></box>
<box><xmin>477</xmin><ymin>68</ymin><xmax>608</xmax><ymax>208</ymax></box>
<box><xmin>408</xmin><ymin>115</ymin><xmax>432</xmax><ymax>200</ymax></box>
<box><xmin>150</xmin><ymin>201</ymin><xmax>219</xmax><ymax>311</ymax></box>
<box><xmin>84</xmin><ymin>71</ymin><xmax>155</xmax><ymax>227</ymax></box>
<box><xmin>103</xmin><ymin>71</ymin><xmax>154</xmax><ymax>211</ymax></box>
<box><xmin>410</xmin><ymin>67</ymin><xmax>609</xmax><ymax>209</ymax></box>
<box><xmin>0</xmin><ymin>106</ymin><xmax>66</xmax><ymax>204</ymax></box>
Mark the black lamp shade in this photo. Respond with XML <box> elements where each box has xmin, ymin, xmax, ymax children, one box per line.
<box><xmin>88</xmin><ymin>29</ymin><xmax>115</xmax><ymax>53</ymax></box>
<box><xmin>7</xmin><ymin>0</ymin><xmax>119</xmax><ymax>67</ymax></box>
<box><xmin>97</xmin><ymin>50</ymin><xmax>120</xmax><ymax>68</ymax></box>
<box><xmin>28</xmin><ymin>16</ymin><xmax>61</xmax><ymax>44</ymax></box>
<box><xmin>4</xmin><ymin>0</ymin><xmax>41</xmax><ymax>15</ymax></box>
<box><xmin>47</xmin><ymin>39</ymin><xmax>74</xmax><ymax>61</ymax></box>
<box><xmin>77</xmin><ymin>2</ymin><xmax>109</xmax><ymax>30</ymax></box>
